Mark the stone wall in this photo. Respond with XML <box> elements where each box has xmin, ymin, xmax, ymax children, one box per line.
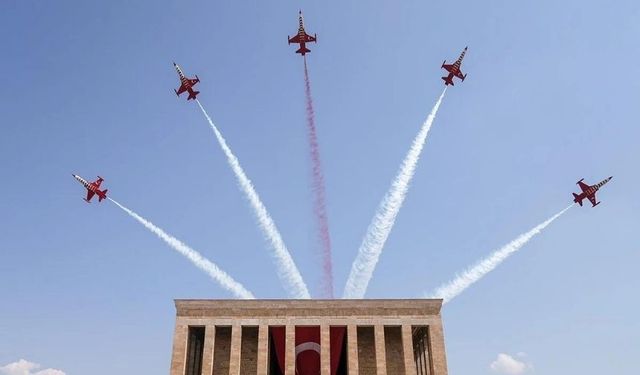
<box><xmin>240</xmin><ymin>327</ymin><xmax>258</xmax><ymax>374</ymax></box>
<box><xmin>169</xmin><ymin>299</ymin><xmax>448</xmax><ymax>375</ymax></box>
<box><xmin>357</xmin><ymin>327</ymin><xmax>376</xmax><ymax>375</ymax></box>
<box><xmin>384</xmin><ymin>327</ymin><xmax>405</xmax><ymax>375</ymax></box>
<box><xmin>213</xmin><ymin>326</ymin><xmax>231</xmax><ymax>374</ymax></box>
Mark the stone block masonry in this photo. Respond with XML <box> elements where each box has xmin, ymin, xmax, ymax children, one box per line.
<box><xmin>170</xmin><ymin>299</ymin><xmax>448</xmax><ymax>375</ymax></box>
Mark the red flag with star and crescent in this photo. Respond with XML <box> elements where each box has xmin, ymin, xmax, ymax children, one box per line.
<box><xmin>270</xmin><ymin>326</ymin><xmax>346</xmax><ymax>375</ymax></box>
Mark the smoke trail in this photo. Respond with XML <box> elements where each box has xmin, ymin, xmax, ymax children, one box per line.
<box><xmin>108</xmin><ymin>198</ymin><xmax>255</xmax><ymax>299</ymax></box>
<box><xmin>195</xmin><ymin>100</ymin><xmax>311</xmax><ymax>299</ymax></box>
<box><xmin>428</xmin><ymin>204</ymin><xmax>574</xmax><ymax>304</ymax></box>
<box><xmin>343</xmin><ymin>89</ymin><xmax>447</xmax><ymax>299</ymax></box>
<box><xmin>303</xmin><ymin>56</ymin><xmax>334</xmax><ymax>298</ymax></box>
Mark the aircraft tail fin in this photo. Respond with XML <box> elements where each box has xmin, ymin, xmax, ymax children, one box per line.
<box><xmin>188</xmin><ymin>91</ymin><xmax>200</xmax><ymax>100</ymax></box>
<box><xmin>441</xmin><ymin>76</ymin><xmax>454</xmax><ymax>86</ymax></box>
<box><xmin>99</xmin><ymin>189</ymin><xmax>108</xmax><ymax>202</ymax></box>
<box><xmin>573</xmin><ymin>193</ymin><xmax>583</xmax><ymax>206</ymax></box>
<box><xmin>297</xmin><ymin>47</ymin><xmax>311</xmax><ymax>55</ymax></box>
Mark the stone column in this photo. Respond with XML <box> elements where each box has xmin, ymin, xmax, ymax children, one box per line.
<box><xmin>257</xmin><ymin>325</ymin><xmax>269</xmax><ymax>375</ymax></box>
<box><xmin>428</xmin><ymin>321</ymin><xmax>448</xmax><ymax>375</ymax></box>
<box><xmin>401</xmin><ymin>325</ymin><xmax>416</xmax><ymax>375</ymax></box>
<box><xmin>228</xmin><ymin>324</ymin><xmax>242</xmax><ymax>375</ymax></box>
<box><xmin>347</xmin><ymin>324</ymin><xmax>359</xmax><ymax>375</ymax></box>
<box><xmin>320</xmin><ymin>325</ymin><xmax>330</xmax><ymax>375</ymax></box>
<box><xmin>201</xmin><ymin>325</ymin><xmax>215</xmax><ymax>375</ymax></box>
<box><xmin>374</xmin><ymin>325</ymin><xmax>387</xmax><ymax>375</ymax></box>
<box><xmin>285</xmin><ymin>324</ymin><xmax>296</xmax><ymax>375</ymax></box>
<box><xmin>170</xmin><ymin>323</ymin><xmax>187</xmax><ymax>375</ymax></box>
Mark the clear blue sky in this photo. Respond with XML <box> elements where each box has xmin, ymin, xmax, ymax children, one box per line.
<box><xmin>1</xmin><ymin>1</ymin><xmax>638</xmax><ymax>374</ymax></box>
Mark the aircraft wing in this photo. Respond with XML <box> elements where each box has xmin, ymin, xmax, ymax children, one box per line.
<box><xmin>442</xmin><ymin>64</ymin><xmax>455</xmax><ymax>73</ymax></box>
<box><xmin>588</xmin><ymin>194</ymin><xmax>598</xmax><ymax>207</ymax></box>
<box><xmin>92</xmin><ymin>178</ymin><xmax>103</xmax><ymax>188</ymax></box>
<box><xmin>578</xmin><ymin>181</ymin><xmax>590</xmax><ymax>192</ymax></box>
<box><xmin>176</xmin><ymin>84</ymin><xmax>187</xmax><ymax>95</ymax></box>
<box><xmin>189</xmin><ymin>78</ymin><xmax>199</xmax><ymax>86</ymax></box>
<box><xmin>288</xmin><ymin>34</ymin><xmax>302</xmax><ymax>44</ymax></box>
<box><xmin>304</xmin><ymin>33</ymin><xmax>316</xmax><ymax>43</ymax></box>
<box><xmin>455</xmin><ymin>70</ymin><xmax>465</xmax><ymax>79</ymax></box>
<box><xmin>86</xmin><ymin>190</ymin><xmax>95</xmax><ymax>202</ymax></box>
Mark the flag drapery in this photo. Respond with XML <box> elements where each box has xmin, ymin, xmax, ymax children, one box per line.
<box><xmin>270</xmin><ymin>326</ymin><xmax>346</xmax><ymax>375</ymax></box>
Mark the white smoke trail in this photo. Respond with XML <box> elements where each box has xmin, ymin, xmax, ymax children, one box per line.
<box><xmin>428</xmin><ymin>204</ymin><xmax>574</xmax><ymax>304</ymax></box>
<box><xmin>343</xmin><ymin>89</ymin><xmax>447</xmax><ymax>299</ymax></box>
<box><xmin>195</xmin><ymin>100</ymin><xmax>310</xmax><ymax>299</ymax></box>
<box><xmin>109</xmin><ymin>198</ymin><xmax>255</xmax><ymax>299</ymax></box>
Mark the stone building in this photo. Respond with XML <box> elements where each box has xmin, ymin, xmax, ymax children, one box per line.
<box><xmin>170</xmin><ymin>299</ymin><xmax>447</xmax><ymax>375</ymax></box>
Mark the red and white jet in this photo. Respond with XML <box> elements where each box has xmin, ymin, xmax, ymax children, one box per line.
<box><xmin>441</xmin><ymin>47</ymin><xmax>468</xmax><ymax>86</ymax></box>
<box><xmin>173</xmin><ymin>62</ymin><xmax>200</xmax><ymax>101</ymax></box>
<box><xmin>288</xmin><ymin>11</ymin><xmax>317</xmax><ymax>56</ymax></box>
<box><xmin>572</xmin><ymin>176</ymin><xmax>613</xmax><ymax>207</ymax></box>
<box><xmin>73</xmin><ymin>174</ymin><xmax>108</xmax><ymax>203</ymax></box>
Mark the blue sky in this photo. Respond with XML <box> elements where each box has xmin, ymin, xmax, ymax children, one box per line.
<box><xmin>1</xmin><ymin>0</ymin><xmax>639</xmax><ymax>374</ymax></box>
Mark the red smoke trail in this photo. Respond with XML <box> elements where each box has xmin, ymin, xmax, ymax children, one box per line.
<box><xmin>303</xmin><ymin>56</ymin><xmax>334</xmax><ymax>298</ymax></box>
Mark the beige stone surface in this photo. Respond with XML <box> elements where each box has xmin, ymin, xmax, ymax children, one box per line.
<box><xmin>240</xmin><ymin>326</ymin><xmax>258</xmax><ymax>375</ymax></box>
<box><xmin>374</xmin><ymin>325</ymin><xmax>387</xmax><ymax>375</ymax></box>
<box><xmin>202</xmin><ymin>325</ymin><xmax>215</xmax><ymax>375</ymax></box>
<box><xmin>402</xmin><ymin>325</ymin><xmax>417</xmax><ymax>375</ymax></box>
<box><xmin>285</xmin><ymin>324</ymin><xmax>295</xmax><ymax>375</ymax></box>
<box><xmin>228</xmin><ymin>325</ymin><xmax>242</xmax><ymax>375</ymax></box>
<box><xmin>357</xmin><ymin>326</ymin><xmax>376</xmax><ymax>375</ymax></box>
<box><xmin>428</xmin><ymin>320</ymin><xmax>448</xmax><ymax>375</ymax></box>
<box><xmin>175</xmin><ymin>299</ymin><xmax>442</xmax><ymax>319</ymax></box>
<box><xmin>170</xmin><ymin>324</ymin><xmax>187</xmax><ymax>375</ymax></box>
<box><xmin>212</xmin><ymin>326</ymin><xmax>231</xmax><ymax>375</ymax></box>
<box><xmin>256</xmin><ymin>325</ymin><xmax>268</xmax><ymax>375</ymax></box>
<box><xmin>383</xmin><ymin>326</ymin><xmax>405</xmax><ymax>375</ymax></box>
<box><xmin>169</xmin><ymin>299</ymin><xmax>447</xmax><ymax>375</ymax></box>
<box><xmin>321</xmin><ymin>325</ymin><xmax>330</xmax><ymax>375</ymax></box>
<box><xmin>347</xmin><ymin>324</ymin><xmax>359</xmax><ymax>375</ymax></box>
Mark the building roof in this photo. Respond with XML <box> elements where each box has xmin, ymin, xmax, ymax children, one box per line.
<box><xmin>174</xmin><ymin>299</ymin><xmax>443</xmax><ymax>318</ymax></box>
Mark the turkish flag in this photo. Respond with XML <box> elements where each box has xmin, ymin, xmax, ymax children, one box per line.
<box><xmin>295</xmin><ymin>327</ymin><xmax>321</xmax><ymax>375</ymax></box>
<box><xmin>270</xmin><ymin>326</ymin><xmax>346</xmax><ymax>375</ymax></box>
<box><xmin>329</xmin><ymin>327</ymin><xmax>346</xmax><ymax>375</ymax></box>
<box><xmin>270</xmin><ymin>327</ymin><xmax>286</xmax><ymax>374</ymax></box>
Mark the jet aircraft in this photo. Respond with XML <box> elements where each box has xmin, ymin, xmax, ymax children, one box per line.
<box><xmin>441</xmin><ymin>47</ymin><xmax>468</xmax><ymax>86</ymax></box>
<box><xmin>288</xmin><ymin>11</ymin><xmax>317</xmax><ymax>56</ymax></box>
<box><xmin>173</xmin><ymin>62</ymin><xmax>200</xmax><ymax>100</ymax></box>
<box><xmin>73</xmin><ymin>174</ymin><xmax>108</xmax><ymax>203</ymax></box>
<box><xmin>572</xmin><ymin>176</ymin><xmax>613</xmax><ymax>207</ymax></box>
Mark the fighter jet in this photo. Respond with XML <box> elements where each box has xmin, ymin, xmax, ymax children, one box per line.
<box><xmin>572</xmin><ymin>176</ymin><xmax>613</xmax><ymax>207</ymax></box>
<box><xmin>73</xmin><ymin>174</ymin><xmax>108</xmax><ymax>203</ymax></box>
<box><xmin>288</xmin><ymin>10</ymin><xmax>317</xmax><ymax>56</ymax></box>
<box><xmin>173</xmin><ymin>62</ymin><xmax>200</xmax><ymax>101</ymax></box>
<box><xmin>441</xmin><ymin>47</ymin><xmax>468</xmax><ymax>86</ymax></box>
